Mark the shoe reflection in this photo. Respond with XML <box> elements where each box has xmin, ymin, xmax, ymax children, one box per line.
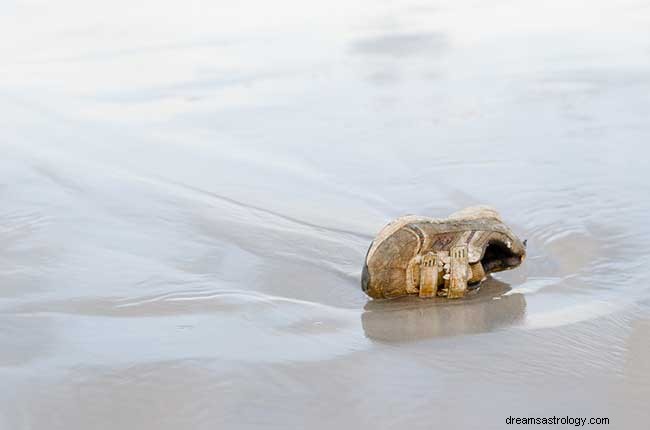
<box><xmin>361</xmin><ymin>278</ymin><xmax>526</xmax><ymax>343</ymax></box>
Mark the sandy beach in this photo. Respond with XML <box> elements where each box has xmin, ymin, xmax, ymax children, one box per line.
<box><xmin>1</xmin><ymin>0</ymin><xmax>650</xmax><ymax>428</ymax></box>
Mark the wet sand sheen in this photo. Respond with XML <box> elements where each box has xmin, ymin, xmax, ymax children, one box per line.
<box><xmin>2</xmin><ymin>0</ymin><xmax>650</xmax><ymax>428</ymax></box>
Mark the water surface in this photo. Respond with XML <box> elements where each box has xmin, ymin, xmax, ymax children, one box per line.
<box><xmin>2</xmin><ymin>0</ymin><xmax>650</xmax><ymax>428</ymax></box>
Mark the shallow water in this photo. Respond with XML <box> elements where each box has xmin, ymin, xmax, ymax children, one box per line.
<box><xmin>2</xmin><ymin>0</ymin><xmax>650</xmax><ymax>428</ymax></box>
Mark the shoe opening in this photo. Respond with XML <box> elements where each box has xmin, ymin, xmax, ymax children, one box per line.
<box><xmin>481</xmin><ymin>240</ymin><xmax>522</xmax><ymax>273</ymax></box>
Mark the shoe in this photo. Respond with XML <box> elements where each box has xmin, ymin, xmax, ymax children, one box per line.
<box><xmin>361</xmin><ymin>206</ymin><xmax>526</xmax><ymax>299</ymax></box>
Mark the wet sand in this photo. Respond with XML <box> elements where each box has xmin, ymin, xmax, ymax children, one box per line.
<box><xmin>1</xmin><ymin>0</ymin><xmax>650</xmax><ymax>428</ymax></box>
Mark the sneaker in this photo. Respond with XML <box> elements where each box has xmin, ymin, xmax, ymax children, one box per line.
<box><xmin>361</xmin><ymin>206</ymin><xmax>526</xmax><ymax>299</ymax></box>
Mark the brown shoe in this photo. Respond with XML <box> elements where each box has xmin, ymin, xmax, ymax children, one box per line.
<box><xmin>361</xmin><ymin>206</ymin><xmax>526</xmax><ymax>299</ymax></box>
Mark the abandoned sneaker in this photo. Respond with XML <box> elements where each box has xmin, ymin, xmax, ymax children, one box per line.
<box><xmin>361</xmin><ymin>206</ymin><xmax>526</xmax><ymax>299</ymax></box>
